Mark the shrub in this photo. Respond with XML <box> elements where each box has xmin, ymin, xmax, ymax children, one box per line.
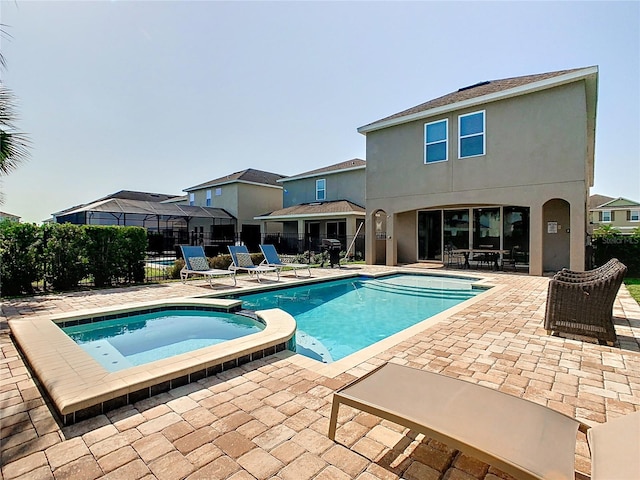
<box><xmin>84</xmin><ymin>226</ymin><xmax>124</xmax><ymax>287</ymax></box>
<box><xmin>0</xmin><ymin>221</ymin><xmax>41</xmax><ymax>296</ymax></box>
<box><xmin>168</xmin><ymin>259</ymin><xmax>185</xmax><ymax>280</ymax></box>
<box><xmin>593</xmin><ymin>233</ymin><xmax>640</xmax><ymax>277</ymax></box>
<box><xmin>117</xmin><ymin>227</ymin><xmax>147</xmax><ymax>283</ymax></box>
<box><xmin>42</xmin><ymin>223</ymin><xmax>88</xmax><ymax>291</ymax></box>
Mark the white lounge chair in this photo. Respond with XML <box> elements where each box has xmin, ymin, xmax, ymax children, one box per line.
<box><xmin>259</xmin><ymin>244</ymin><xmax>311</xmax><ymax>278</ymax></box>
<box><xmin>329</xmin><ymin>362</ymin><xmax>640</xmax><ymax>480</ymax></box>
<box><xmin>228</xmin><ymin>245</ymin><xmax>279</xmax><ymax>283</ymax></box>
<box><xmin>179</xmin><ymin>245</ymin><xmax>236</xmax><ymax>287</ymax></box>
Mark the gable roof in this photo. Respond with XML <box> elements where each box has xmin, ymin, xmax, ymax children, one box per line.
<box><xmin>254</xmin><ymin>200</ymin><xmax>365</xmax><ymax>220</ymax></box>
<box><xmin>95</xmin><ymin>190</ymin><xmax>177</xmax><ymax>202</ymax></box>
<box><xmin>279</xmin><ymin>159</ymin><xmax>366</xmax><ymax>183</ymax></box>
<box><xmin>591</xmin><ymin>196</ymin><xmax>640</xmax><ymax>209</ymax></box>
<box><xmin>358</xmin><ymin>66</ymin><xmax>598</xmax><ymax>134</ymax></box>
<box><xmin>184</xmin><ymin>169</ymin><xmax>286</xmax><ymax>192</ymax></box>
<box><xmin>589</xmin><ymin>194</ymin><xmax>615</xmax><ymax>210</ymax></box>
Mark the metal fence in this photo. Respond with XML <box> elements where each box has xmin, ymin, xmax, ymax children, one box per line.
<box><xmin>143</xmin><ymin>231</ymin><xmax>366</xmax><ymax>283</ymax></box>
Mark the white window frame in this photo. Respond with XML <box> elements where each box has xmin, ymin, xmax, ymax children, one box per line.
<box><xmin>215</xmin><ymin>187</ymin><xmax>222</xmax><ymax>196</ymax></box>
<box><xmin>316</xmin><ymin>178</ymin><xmax>326</xmax><ymax>201</ymax></box>
<box><xmin>189</xmin><ymin>193</ymin><xmax>195</xmax><ymax>206</ymax></box>
<box><xmin>458</xmin><ymin>110</ymin><xmax>486</xmax><ymax>159</ymax></box>
<box><xmin>630</xmin><ymin>210</ymin><xmax>639</xmax><ymax>221</ymax></box>
<box><xmin>206</xmin><ymin>190</ymin><xmax>212</xmax><ymax>206</ymax></box>
<box><xmin>424</xmin><ymin>119</ymin><xmax>448</xmax><ymax>164</ymax></box>
<box><xmin>602</xmin><ymin>210</ymin><xmax>612</xmax><ymax>222</ymax></box>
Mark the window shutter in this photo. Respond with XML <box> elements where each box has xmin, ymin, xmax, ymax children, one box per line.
<box><xmin>628</xmin><ymin>210</ymin><xmax>631</xmax><ymax>221</ymax></box>
<box><xmin>611</xmin><ymin>211</ymin><xmax>615</xmax><ymax>221</ymax></box>
<box><xmin>599</xmin><ymin>211</ymin><xmax>602</xmax><ymax>221</ymax></box>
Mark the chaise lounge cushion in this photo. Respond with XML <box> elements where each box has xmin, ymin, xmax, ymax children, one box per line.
<box><xmin>188</xmin><ymin>256</ymin><xmax>210</xmax><ymax>271</ymax></box>
<box><xmin>236</xmin><ymin>252</ymin><xmax>254</xmax><ymax>268</ymax></box>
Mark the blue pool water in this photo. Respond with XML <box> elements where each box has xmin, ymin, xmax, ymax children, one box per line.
<box><xmin>62</xmin><ymin>310</ymin><xmax>264</xmax><ymax>372</ymax></box>
<box><xmin>233</xmin><ymin>274</ymin><xmax>481</xmax><ymax>363</ymax></box>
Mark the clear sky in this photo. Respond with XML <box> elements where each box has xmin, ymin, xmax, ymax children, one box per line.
<box><xmin>1</xmin><ymin>1</ymin><xmax>638</xmax><ymax>223</ymax></box>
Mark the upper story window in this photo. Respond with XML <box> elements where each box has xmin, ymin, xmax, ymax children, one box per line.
<box><xmin>630</xmin><ymin>210</ymin><xmax>639</xmax><ymax>221</ymax></box>
<box><xmin>215</xmin><ymin>188</ymin><xmax>222</xmax><ymax>196</ymax></box>
<box><xmin>601</xmin><ymin>210</ymin><xmax>612</xmax><ymax>222</ymax></box>
<box><xmin>458</xmin><ymin>111</ymin><xmax>485</xmax><ymax>158</ymax></box>
<box><xmin>189</xmin><ymin>193</ymin><xmax>195</xmax><ymax>206</ymax></box>
<box><xmin>206</xmin><ymin>190</ymin><xmax>212</xmax><ymax>206</ymax></box>
<box><xmin>316</xmin><ymin>179</ymin><xmax>326</xmax><ymax>201</ymax></box>
<box><xmin>424</xmin><ymin>119</ymin><xmax>448</xmax><ymax>163</ymax></box>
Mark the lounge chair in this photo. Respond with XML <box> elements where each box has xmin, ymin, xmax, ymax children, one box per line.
<box><xmin>259</xmin><ymin>244</ymin><xmax>311</xmax><ymax>278</ymax></box>
<box><xmin>328</xmin><ymin>363</ymin><xmax>640</xmax><ymax>480</ymax></box>
<box><xmin>179</xmin><ymin>245</ymin><xmax>236</xmax><ymax>287</ymax></box>
<box><xmin>228</xmin><ymin>245</ymin><xmax>279</xmax><ymax>283</ymax></box>
<box><xmin>544</xmin><ymin>260</ymin><xmax>626</xmax><ymax>345</ymax></box>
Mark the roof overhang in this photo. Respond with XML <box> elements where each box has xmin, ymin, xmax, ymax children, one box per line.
<box><xmin>358</xmin><ymin>66</ymin><xmax>599</xmax><ymax>135</ymax></box>
<box><xmin>254</xmin><ymin>211</ymin><xmax>365</xmax><ymax>221</ymax></box>
<box><xmin>278</xmin><ymin>165</ymin><xmax>366</xmax><ymax>183</ymax></box>
<box><xmin>184</xmin><ymin>180</ymin><xmax>282</xmax><ymax>192</ymax></box>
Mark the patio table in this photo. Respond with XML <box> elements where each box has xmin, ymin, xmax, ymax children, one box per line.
<box><xmin>452</xmin><ymin>249</ymin><xmax>509</xmax><ymax>270</ymax></box>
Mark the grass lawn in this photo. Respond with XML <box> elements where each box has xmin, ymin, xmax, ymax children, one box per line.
<box><xmin>625</xmin><ymin>278</ymin><xmax>640</xmax><ymax>304</ymax></box>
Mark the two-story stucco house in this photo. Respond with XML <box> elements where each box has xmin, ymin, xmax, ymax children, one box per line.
<box><xmin>255</xmin><ymin>159</ymin><xmax>366</xmax><ymax>254</ymax></box>
<box><xmin>359</xmin><ymin>66</ymin><xmax>598</xmax><ymax>275</ymax></box>
<box><xmin>590</xmin><ymin>194</ymin><xmax>640</xmax><ymax>235</ymax></box>
<box><xmin>183</xmin><ymin>169</ymin><xmax>285</xmax><ymax>251</ymax></box>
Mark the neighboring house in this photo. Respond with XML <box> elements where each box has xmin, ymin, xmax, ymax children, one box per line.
<box><xmin>255</xmin><ymin>159</ymin><xmax>366</xmax><ymax>254</ymax></box>
<box><xmin>183</xmin><ymin>169</ymin><xmax>285</xmax><ymax>251</ymax></box>
<box><xmin>358</xmin><ymin>66</ymin><xmax>598</xmax><ymax>275</ymax></box>
<box><xmin>590</xmin><ymin>195</ymin><xmax>640</xmax><ymax>234</ymax></box>
<box><xmin>0</xmin><ymin>211</ymin><xmax>20</xmax><ymax>222</ymax></box>
<box><xmin>53</xmin><ymin>190</ymin><xmax>235</xmax><ymax>252</ymax></box>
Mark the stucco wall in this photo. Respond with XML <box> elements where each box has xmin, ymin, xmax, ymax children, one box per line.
<box><xmin>237</xmin><ymin>183</ymin><xmax>282</xmax><ymax>227</ymax></box>
<box><xmin>365</xmin><ymin>81</ymin><xmax>591</xmax><ymax>274</ymax></box>
<box><xmin>366</xmin><ymin>82</ymin><xmax>587</xmax><ymax>208</ymax></box>
<box><xmin>283</xmin><ymin>169</ymin><xmax>366</xmax><ymax>207</ymax></box>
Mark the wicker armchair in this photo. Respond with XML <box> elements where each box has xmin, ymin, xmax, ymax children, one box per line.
<box><xmin>544</xmin><ymin>260</ymin><xmax>627</xmax><ymax>345</ymax></box>
<box><xmin>555</xmin><ymin>258</ymin><xmax>620</xmax><ymax>282</ymax></box>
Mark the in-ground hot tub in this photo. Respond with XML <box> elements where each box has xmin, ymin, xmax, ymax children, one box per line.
<box><xmin>9</xmin><ymin>298</ymin><xmax>296</xmax><ymax>425</ymax></box>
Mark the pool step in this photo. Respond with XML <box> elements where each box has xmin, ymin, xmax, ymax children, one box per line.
<box><xmin>360</xmin><ymin>280</ymin><xmax>475</xmax><ymax>300</ymax></box>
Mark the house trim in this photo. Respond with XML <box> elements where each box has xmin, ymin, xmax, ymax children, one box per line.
<box><xmin>357</xmin><ymin>66</ymin><xmax>598</xmax><ymax>134</ymax></box>
<box><xmin>278</xmin><ymin>165</ymin><xmax>366</xmax><ymax>183</ymax></box>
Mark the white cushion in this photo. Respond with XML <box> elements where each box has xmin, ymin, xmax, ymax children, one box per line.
<box><xmin>188</xmin><ymin>256</ymin><xmax>210</xmax><ymax>271</ymax></box>
<box><xmin>235</xmin><ymin>252</ymin><xmax>254</xmax><ymax>267</ymax></box>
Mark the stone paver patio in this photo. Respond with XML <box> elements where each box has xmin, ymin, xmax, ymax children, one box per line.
<box><xmin>2</xmin><ymin>265</ymin><xmax>639</xmax><ymax>480</ymax></box>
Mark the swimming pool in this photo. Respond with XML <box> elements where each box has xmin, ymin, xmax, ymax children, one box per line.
<box><xmin>62</xmin><ymin>309</ymin><xmax>265</xmax><ymax>372</ymax></box>
<box><xmin>9</xmin><ymin>298</ymin><xmax>296</xmax><ymax>425</ymax></box>
<box><xmin>231</xmin><ymin>274</ymin><xmax>483</xmax><ymax>363</ymax></box>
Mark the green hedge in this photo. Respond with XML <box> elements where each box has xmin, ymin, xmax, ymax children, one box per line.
<box><xmin>0</xmin><ymin>221</ymin><xmax>148</xmax><ymax>296</ymax></box>
<box><xmin>592</xmin><ymin>233</ymin><xmax>640</xmax><ymax>277</ymax></box>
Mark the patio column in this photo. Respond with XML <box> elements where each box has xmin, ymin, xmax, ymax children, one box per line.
<box><xmin>529</xmin><ymin>204</ymin><xmax>543</xmax><ymax>276</ymax></box>
<box><xmin>365</xmin><ymin>214</ymin><xmax>375</xmax><ymax>264</ymax></box>
<box><xmin>569</xmin><ymin>199</ymin><xmax>586</xmax><ymax>271</ymax></box>
<box><xmin>386</xmin><ymin>213</ymin><xmax>397</xmax><ymax>266</ymax></box>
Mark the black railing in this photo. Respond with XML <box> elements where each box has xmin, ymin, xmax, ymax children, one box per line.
<box><xmin>144</xmin><ymin>231</ymin><xmax>366</xmax><ymax>283</ymax></box>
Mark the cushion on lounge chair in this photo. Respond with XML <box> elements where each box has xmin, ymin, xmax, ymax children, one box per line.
<box><xmin>329</xmin><ymin>363</ymin><xmax>580</xmax><ymax>480</ymax></box>
<box><xmin>236</xmin><ymin>253</ymin><xmax>254</xmax><ymax>268</ymax></box>
<box><xmin>188</xmin><ymin>257</ymin><xmax>210</xmax><ymax>271</ymax></box>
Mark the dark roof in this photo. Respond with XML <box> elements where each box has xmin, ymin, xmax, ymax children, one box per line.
<box><xmin>589</xmin><ymin>194</ymin><xmax>615</xmax><ymax>210</ymax></box>
<box><xmin>256</xmin><ymin>200</ymin><xmax>365</xmax><ymax>219</ymax></box>
<box><xmin>360</xmin><ymin>67</ymin><xmax>596</xmax><ymax>132</ymax></box>
<box><xmin>280</xmin><ymin>159</ymin><xmax>366</xmax><ymax>183</ymax></box>
<box><xmin>56</xmin><ymin>198</ymin><xmax>235</xmax><ymax>220</ymax></box>
<box><xmin>95</xmin><ymin>190</ymin><xmax>178</xmax><ymax>202</ymax></box>
<box><xmin>185</xmin><ymin>169</ymin><xmax>286</xmax><ymax>191</ymax></box>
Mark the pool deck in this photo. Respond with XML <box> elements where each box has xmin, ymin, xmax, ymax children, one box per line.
<box><xmin>2</xmin><ymin>265</ymin><xmax>639</xmax><ymax>480</ymax></box>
